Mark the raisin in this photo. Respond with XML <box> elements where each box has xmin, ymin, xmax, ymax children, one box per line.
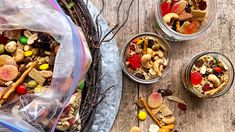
<box><xmin>185</xmin><ymin>7</ymin><xmax>192</xmax><ymax>13</ymax></box>
<box><xmin>202</xmin><ymin>84</ymin><xmax>212</xmax><ymax>91</ymax></box>
<box><xmin>135</xmin><ymin>73</ymin><xmax>145</xmax><ymax>79</ymax></box>
<box><xmin>148</xmin><ymin>39</ymin><xmax>154</xmax><ymax>48</ymax></box>
<box><xmin>158</xmin><ymin>88</ymin><xmax>173</xmax><ymax>97</ymax></box>
<box><xmin>199</xmin><ymin>1</ymin><xmax>207</xmax><ymax>10</ymax></box>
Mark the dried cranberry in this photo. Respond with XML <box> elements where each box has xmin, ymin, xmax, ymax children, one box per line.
<box><xmin>199</xmin><ymin>1</ymin><xmax>207</xmax><ymax>10</ymax></box>
<box><xmin>178</xmin><ymin>103</ymin><xmax>187</xmax><ymax>111</ymax></box>
<box><xmin>69</xmin><ymin>118</ymin><xmax>75</xmax><ymax>126</ymax></box>
<box><xmin>128</xmin><ymin>54</ymin><xmax>142</xmax><ymax>69</ymax></box>
<box><xmin>161</xmin><ymin>2</ymin><xmax>171</xmax><ymax>16</ymax></box>
<box><xmin>190</xmin><ymin>72</ymin><xmax>203</xmax><ymax>85</ymax></box>
<box><xmin>202</xmin><ymin>84</ymin><xmax>212</xmax><ymax>91</ymax></box>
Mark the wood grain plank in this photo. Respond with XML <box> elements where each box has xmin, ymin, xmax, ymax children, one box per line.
<box><xmin>92</xmin><ymin>0</ymin><xmax>140</xmax><ymax>132</ymax></box>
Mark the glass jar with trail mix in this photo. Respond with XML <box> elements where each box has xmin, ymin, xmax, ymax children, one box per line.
<box><xmin>121</xmin><ymin>33</ymin><xmax>171</xmax><ymax>84</ymax></box>
<box><xmin>154</xmin><ymin>0</ymin><xmax>216</xmax><ymax>41</ymax></box>
<box><xmin>181</xmin><ymin>52</ymin><xmax>234</xmax><ymax>98</ymax></box>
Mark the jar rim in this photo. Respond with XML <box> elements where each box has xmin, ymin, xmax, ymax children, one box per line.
<box><xmin>120</xmin><ymin>32</ymin><xmax>172</xmax><ymax>84</ymax></box>
<box><xmin>183</xmin><ymin>51</ymin><xmax>234</xmax><ymax>98</ymax></box>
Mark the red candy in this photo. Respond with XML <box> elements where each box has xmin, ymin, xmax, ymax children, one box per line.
<box><xmin>16</xmin><ymin>85</ymin><xmax>27</xmax><ymax>95</ymax></box>
<box><xmin>161</xmin><ymin>2</ymin><xmax>171</xmax><ymax>16</ymax></box>
<box><xmin>190</xmin><ymin>72</ymin><xmax>202</xmax><ymax>85</ymax></box>
<box><xmin>213</xmin><ymin>67</ymin><xmax>222</xmax><ymax>73</ymax></box>
<box><xmin>128</xmin><ymin>54</ymin><xmax>141</xmax><ymax>69</ymax></box>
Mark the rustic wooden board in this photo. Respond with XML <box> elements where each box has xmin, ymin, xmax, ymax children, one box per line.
<box><xmin>92</xmin><ymin>0</ymin><xmax>235</xmax><ymax>132</ymax></box>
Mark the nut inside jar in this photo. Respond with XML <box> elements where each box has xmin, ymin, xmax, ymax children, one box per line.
<box><xmin>161</xmin><ymin>0</ymin><xmax>208</xmax><ymax>34</ymax></box>
<box><xmin>190</xmin><ymin>54</ymin><xmax>229</xmax><ymax>96</ymax></box>
<box><xmin>125</xmin><ymin>35</ymin><xmax>168</xmax><ymax>81</ymax></box>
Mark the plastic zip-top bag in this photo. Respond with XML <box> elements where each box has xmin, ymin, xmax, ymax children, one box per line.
<box><xmin>0</xmin><ymin>0</ymin><xmax>91</xmax><ymax>131</ymax></box>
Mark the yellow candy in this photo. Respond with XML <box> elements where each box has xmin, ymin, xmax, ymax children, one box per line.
<box><xmin>138</xmin><ymin>111</ymin><xmax>147</xmax><ymax>121</ymax></box>
<box><xmin>39</xmin><ymin>64</ymin><xmax>49</xmax><ymax>70</ymax></box>
<box><xmin>24</xmin><ymin>51</ymin><xmax>33</xmax><ymax>57</ymax></box>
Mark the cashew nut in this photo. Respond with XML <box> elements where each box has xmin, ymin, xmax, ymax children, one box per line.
<box><xmin>162</xmin><ymin>116</ymin><xmax>176</xmax><ymax>124</ymax></box>
<box><xmin>13</xmin><ymin>49</ymin><xmax>24</xmax><ymax>63</ymax></box>
<box><xmin>153</xmin><ymin>59</ymin><xmax>164</xmax><ymax>77</ymax></box>
<box><xmin>143</xmin><ymin>72</ymin><xmax>151</xmax><ymax>80</ymax></box>
<box><xmin>155</xmin><ymin>50</ymin><xmax>164</xmax><ymax>58</ymax></box>
<box><xmin>149</xmin><ymin>68</ymin><xmax>157</xmax><ymax>76</ymax></box>
<box><xmin>152</xmin><ymin>43</ymin><xmax>160</xmax><ymax>51</ymax></box>
<box><xmin>208</xmin><ymin>74</ymin><xmax>221</xmax><ymax>87</ymax></box>
<box><xmin>141</xmin><ymin>54</ymin><xmax>152</xmax><ymax>69</ymax></box>
<box><xmin>163</xmin><ymin>13</ymin><xmax>179</xmax><ymax>25</ymax></box>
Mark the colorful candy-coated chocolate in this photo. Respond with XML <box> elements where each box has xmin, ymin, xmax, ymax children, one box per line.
<box><xmin>19</xmin><ymin>36</ymin><xmax>28</xmax><ymax>45</ymax></box>
<box><xmin>16</xmin><ymin>85</ymin><xmax>27</xmax><ymax>95</ymax></box>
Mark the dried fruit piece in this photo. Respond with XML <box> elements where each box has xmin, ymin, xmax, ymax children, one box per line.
<box><xmin>202</xmin><ymin>84</ymin><xmax>212</xmax><ymax>91</ymax></box>
<box><xmin>190</xmin><ymin>72</ymin><xmax>202</xmax><ymax>85</ymax></box>
<box><xmin>213</xmin><ymin>67</ymin><xmax>222</xmax><ymax>73</ymax></box>
<box><xmin>158</xmin><ymin>88</ymin><xmax>173</xmax><ymax>97</ymax></box>
<box><xmin>171</xmin><ymin>0</ymin><xmax>188</xmax><ymax>15</ymax></box>
<box><xmin>167</xmin><ymin>96</ymin><xmax>187</xmax><ymax>105</ymax></box>
<box><xmin>191</xmin><ymin>10</ymin><xmax>206</xmax><ymax>18</ymax></box>
<box><xmin>184</xmin><ymin>21</ymin><xmax>200</xmax><ymax>34</ymax></box>
<box><xmin>179</xmin><ymin>21</ymin><xmax>191</xmax><ymax>33</ymax></box>
<box><xmin>0</xmin><ymin>65</ymin><xmax>18</xmax><ymax>81</ymax></box>
<box><xmin>128</xmin><ymin>54</ymin><xmax>142</xmax><ymax>69</ymax></box>
<box><xmin>161</xmin><ymin>2</ymin><xmax>171</xmax><ymax>16</ymax></box>
<box><xmin>132</xmin><ymin>38</ymin><xmax>141</xmax><ymax>44</ymax></box>
<box><xmin>16</xmin><ymin>85</ymin><xmax>26</xmax><ymax>95</ymax></box>
<box><xmin>147</xmin><ymin>92</ymin><xmax>163</xmax><ymax>108</ymax></box>
<box><xmin>178</xmin><ymin>103</ymin><xmax>187</xmax><ymax>111</ymax></box>
<box><xmin>179</xmin><ymin>11</ymin><xmax>193</xmax><ymax>21</ymax></box>
<box><xmin>0</xmin><ymin>55</ymin><xmax>17</xmax><ymax>67</ymax></box>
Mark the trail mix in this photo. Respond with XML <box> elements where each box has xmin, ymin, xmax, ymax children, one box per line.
<box><xmin>191</xmin><ymin>55</ymin><xmax>229</xmax><ymax>96</ymax></box>
<box><xmin>57</xmin><ymin>91</ymin><xmax>82</xmax><ymax>131</ymax></box>
<box><xmin>125</xmin><ymin>35</ymin><xmax>168</xmax><ymax>80</ymax></box>
<box><xmin>0</xmin><ymin>29</ymin><xmax>59</xmax><ymax>107</ymax></box>
<box><xmin>161</xmin><ymin>0</ymin><xmax>207</xmax><ymax>34</ymax></box>
<box><xmin>135</xmin><ymin>91</ymin><xmax>179</xmax><ymax>132</ymax></box>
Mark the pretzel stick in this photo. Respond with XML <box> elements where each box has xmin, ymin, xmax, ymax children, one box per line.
<box><xmin>139</xmin><ymin>96</ymin><xmax>162</xmax><ymax>128</ymax></box>
<box><xmin>0</xmin><ymin>61</ymin><xmax>38</xmax><ymax>105</ymax></box>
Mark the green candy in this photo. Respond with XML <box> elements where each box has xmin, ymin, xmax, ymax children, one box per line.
<box><xmin>78</xmin><ymin>80</ymin><xmax>85</xmax><ymax>90</ymax></box>
<box><xmin>19</xmin><ymin>36</ymin><xmax>28</xmax><ymax>45</ymax></box>
<box><xmin>27</xmin><ymin>80</ymin><xmax>38</xmax><ymax>88</ymax></box>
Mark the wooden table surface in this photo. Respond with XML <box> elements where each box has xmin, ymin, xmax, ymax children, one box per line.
<box><xmin>92</xmin><ymin>0</ymin><xmax>235</xmax><ymax>132</ymax></box>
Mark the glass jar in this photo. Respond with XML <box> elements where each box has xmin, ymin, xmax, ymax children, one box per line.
<box><xmin>120</xmin><ymin>32</ymin><xmax>172</xmax><ymax>84</ymax></box>
<box><xmin>154</xmin><ymin>0</ymin><xmax>217</xmax><ymax>41</ymax></box>
<box><xmin>181</xmin><ymin>52</ymin><xmax>234</xmax><ymax>98</ymax></box>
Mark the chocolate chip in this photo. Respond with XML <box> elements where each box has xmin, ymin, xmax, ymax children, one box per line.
<box><xmin>135</xmin><ymin>73</ymin><xmax>145</xmax><ymax>79</ymax></box>
<box><xmin>199</xmin><ymin>1</ymin><xmax>207</xmax><ymax>10</ymax></box>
